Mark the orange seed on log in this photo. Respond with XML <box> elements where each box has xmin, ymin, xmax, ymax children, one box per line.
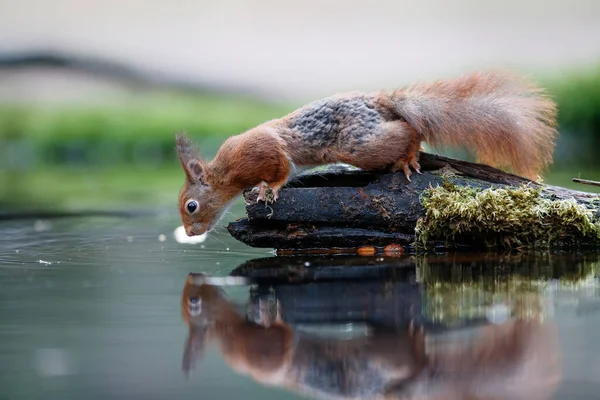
<box><xmin>357</xmin><ymin>246</ymin><xmax>376</xmax><ymax>256</ymax></box>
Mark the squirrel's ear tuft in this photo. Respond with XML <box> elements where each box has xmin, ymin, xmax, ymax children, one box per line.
<box><xmin>176</xmin><ymin>132</ymin><xmax>199</xmax><ymax>161</ymax></box>
<box><xmin>176</xmin><ymin>132</ymin><xmax>207</xmax><ymax>184</ymax></box>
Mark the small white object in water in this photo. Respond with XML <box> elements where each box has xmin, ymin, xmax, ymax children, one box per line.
<box><xmin>33</xmin><ymin>220</ymin><xmax>52</xmax><ymax>232</ymax></box>
<box><xmin>173</xmin><ymin>225</ymin><xmax>207</xmax><ymax>244</ymax></box>
<box><xmin>304</xmin><ymin>261</ymin><xmax>311</xmax><ymax>267</ymax></box>
<box><xmin>158</xmin><ymin>234</ymin><xmax>166</xmax><ymax>242</ymax></box>
<box><xmin>37</xmin><ymin>259</ymin><xmax>52</xmax><ymax>266</ymax></box>
<box><xmin>126</xmin><ymin>236</ymin><xmax>134</xmax><ymax>243</ymax></box>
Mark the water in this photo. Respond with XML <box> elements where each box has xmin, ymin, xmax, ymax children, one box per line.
<box><xmin>1</xmin><ymin>213</ymin><xmax>600</xmax><ymax>400</ymax></box>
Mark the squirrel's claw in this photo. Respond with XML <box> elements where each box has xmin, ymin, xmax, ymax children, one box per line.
<box><xmin>393</xmin><ymin>158</ymin><xmax>422</xmax><ymax>182</ymax></box>
<box><xmin>403</xmin><ymin>165</ymin><xmax>412</xmax><ymax>182</ymax></box>
<box><xmin>411</xmin><ymin>160</ymin><xmax>422</xmax><ymax>174</ymax></box>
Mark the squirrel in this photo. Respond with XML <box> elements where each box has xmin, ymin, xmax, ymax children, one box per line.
<box><xmin>176</xmin><ymin>71</ymin><xmax>558</xmax><ymax>236</ymax></box>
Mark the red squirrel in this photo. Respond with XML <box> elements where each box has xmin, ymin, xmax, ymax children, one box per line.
<box><xmin>176</xmin><ymin>71</ymin><xmax>558</xmax><ymax>236</ymax></box>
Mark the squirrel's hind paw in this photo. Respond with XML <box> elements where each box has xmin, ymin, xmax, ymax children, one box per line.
<box><xmin>392</xmin><ymin>158</ymin><xmax>422</xmax><ymax>181</ymax></box>
<box><xmin>392</xmin><ymin>161</ymin><xmax>413</xmax><ymax>182</ymax></box>
<box><xmin>254</xmin><ymin>181</ymin><xmax>281</xmax><ymax>204</ymax></box>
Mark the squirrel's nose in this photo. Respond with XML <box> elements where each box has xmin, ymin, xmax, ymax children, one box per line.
<box><xmin>186</xmin><ymin>224</ymin><xmax>208</xmax><ymax>236</ymax></box>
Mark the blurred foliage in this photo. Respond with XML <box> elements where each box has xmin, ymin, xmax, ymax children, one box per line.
<box><xmin>0</xmin><ymin>166</ymin><xmax>183</xmax><ymax>210</ymax></box>
<box><xmin>0</xmin><ymin>90</ymin><xmax>293</xmax><ymax>168</ymax></box>
<box><xmin>546</xmin><ymin>65</ymin><xmax>600</xmax><ymax>155</ymax></box>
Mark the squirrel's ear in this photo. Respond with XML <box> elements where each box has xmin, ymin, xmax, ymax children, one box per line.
<box><xmin>185</xmin><ymin>160</ymin><xmax>209</xmax><ymax>185</ymax></box>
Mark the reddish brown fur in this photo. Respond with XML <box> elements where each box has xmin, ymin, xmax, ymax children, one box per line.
<box><xmin>380</xmin><ymin>71</ymin><xmax>558</xmax><ymax>180</ymax></box>
<box><xmin>210</xmin><ymin>127</ymin><xmax>290</xmax><ymax>191</ymax></box>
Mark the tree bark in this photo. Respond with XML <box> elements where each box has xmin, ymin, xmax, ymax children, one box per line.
<box><xmin>226</xmin><ymin>153</ymin><xmax>600</xmax><ymax>252</ymax></box>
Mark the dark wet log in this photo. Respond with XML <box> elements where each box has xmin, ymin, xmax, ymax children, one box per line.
<box><xmin>227</xmin><ymin>153</ymin><xmax>600</xmax><ymax>251</ymax></box>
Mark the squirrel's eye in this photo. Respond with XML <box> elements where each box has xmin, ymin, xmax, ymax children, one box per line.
<box><xmin>186</xmin><ymin>200</ymin><xmax>199</xmax><ymax>214</ymax></box>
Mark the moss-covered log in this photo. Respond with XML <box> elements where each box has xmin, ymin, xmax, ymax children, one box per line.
<box><xmin>227</xmin><ymin>153</ymin><xmax>600</xmax><ymax>252</ymax></box>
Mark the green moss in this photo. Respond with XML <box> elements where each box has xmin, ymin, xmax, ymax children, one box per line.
<box><xmin>415</xmin><ymin>183</ymin><xmax>600</xmax><ymax>249</ymax></box>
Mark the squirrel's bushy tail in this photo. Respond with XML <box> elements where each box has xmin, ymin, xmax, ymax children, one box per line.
<box><xmin>384</xmin><ymin>71</ymin><xmax>558</xmax><ymax>179</ymax></box>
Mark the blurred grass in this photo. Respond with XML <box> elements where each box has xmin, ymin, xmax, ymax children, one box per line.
<box><xmin>547</xmin><ymin>66</ymin><xmax>600</xmax><ymax>141</ymax></box>
<box><xmin>543</xmin><ymin>64</ymin><xmax>600</xmax><ymax>168</ymax></box>
<box><xmin>0</xmin><ymin>90</ymin><xmax>294</xmax><ymax>167</ymax></box>
<box><xmin>0</xmin><ymin>166</ymin><xmax>183</xmax><ymax>210</ymax></box>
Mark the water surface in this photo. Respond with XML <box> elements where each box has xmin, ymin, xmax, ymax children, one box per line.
<box><xmin>1</xmin><ymin>213</ymin><xmax>600</xmax><ymax>400</ymax></box>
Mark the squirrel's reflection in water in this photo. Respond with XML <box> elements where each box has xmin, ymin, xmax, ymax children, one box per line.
<box><xmin>180</xmin><ymin>273</ymin><xmax>561</xmax><ymax>400</ymax></box>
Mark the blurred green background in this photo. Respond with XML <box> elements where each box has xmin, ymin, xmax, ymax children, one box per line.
<box><xmin>1</xmin><ymin>0</ymin><xmax>600</xmax><ymax>213</ymax></box>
